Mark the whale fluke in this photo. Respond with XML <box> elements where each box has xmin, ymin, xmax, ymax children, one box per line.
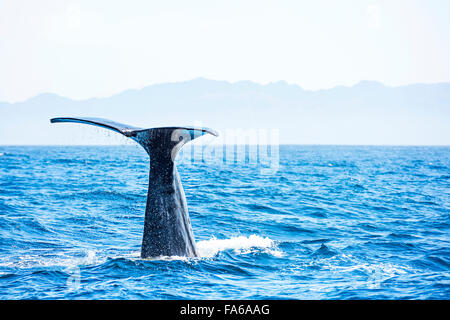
<box><xmin>50</xmin><ymin>117</ymin><xmax>218</xmax><ymax>258</ymax></box>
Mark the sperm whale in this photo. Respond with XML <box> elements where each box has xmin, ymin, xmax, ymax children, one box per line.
<box><xmin>50</xmin><ymin>117</ymin><xmax>218</xmax><ymax>258</ymax></box>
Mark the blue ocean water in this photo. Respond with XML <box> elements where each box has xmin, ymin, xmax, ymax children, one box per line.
<box><xmin>0</xmin><ymin>145</ymin><xmax>448</xmax><ymax>299</ymax></box>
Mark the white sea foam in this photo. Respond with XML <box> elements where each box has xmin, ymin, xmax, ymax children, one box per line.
<box><xmin>197</xmin><ymin>234</ymin><xmax>282</xmax><ymax>258</ymax></box>
<box><xmin>0</xmin><ymin>248</ymin><xmax>104</xmax><ymax>269</ymax></box>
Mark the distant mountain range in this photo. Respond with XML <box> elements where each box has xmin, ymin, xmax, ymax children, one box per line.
<box><xmin>0</xmin><ymin>78</ymin><xmax>449</xmax><ymax>145</ymax></box>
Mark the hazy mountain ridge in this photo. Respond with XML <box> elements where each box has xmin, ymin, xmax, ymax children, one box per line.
<box><xmin>1</xmin><ymin>79</ymin><xmax>449</xmax><ymax>145</ymax></box>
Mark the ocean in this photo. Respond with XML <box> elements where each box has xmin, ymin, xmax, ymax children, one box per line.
<box><xmin>0</xmin><ymin>145</ymin><xmax>448</xmax><ymax>299</ymax></box>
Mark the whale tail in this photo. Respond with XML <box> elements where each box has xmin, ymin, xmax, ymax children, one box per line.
<box><xmin>50</xmin><ymin>117</ymin><xmax>218</xmax><ymax>154</ymax></box>
<box><xmin>50</xmin><ymin>117</ymin><xmax>218</xmax><ymax>258</ymax></box>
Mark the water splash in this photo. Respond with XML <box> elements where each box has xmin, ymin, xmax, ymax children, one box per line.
<box><xmin>197</xmin><ymin>235</ymin><xmax>283</xmax><ymax>258</ymax></box>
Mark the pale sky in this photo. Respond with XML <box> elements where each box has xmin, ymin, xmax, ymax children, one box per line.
<box><xmin>0</xmin><ymin>0</ymin><xmax>449</xmax><ymax>102</ymax></box>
